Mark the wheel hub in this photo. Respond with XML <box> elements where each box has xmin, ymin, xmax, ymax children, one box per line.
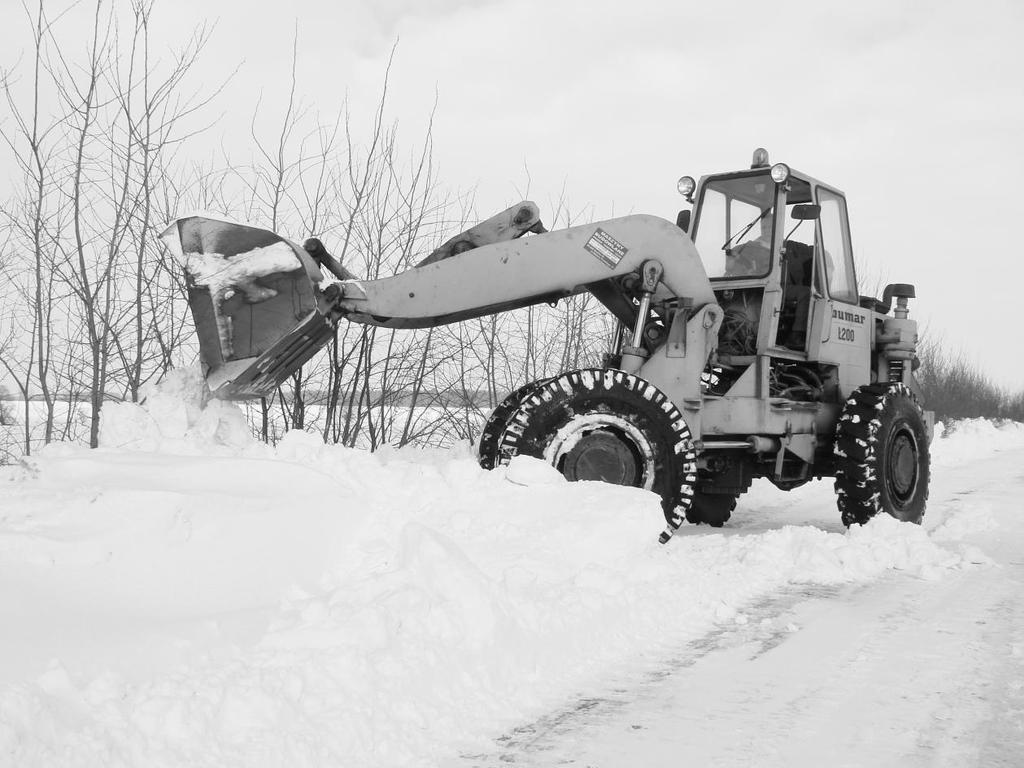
<box><xmin>887</xmin><ymin>426</ymin><xmax>919</xmax><ymax>504</ymax></box>
<box><xmin>562</xmin><ymin>429</ymin><xmax>640</xmax><ymax>485</ymax></box>
<box><xmin>543</xmin><ymin>410</ymin><xmax>657</xmax><ymax>491</ymax></box>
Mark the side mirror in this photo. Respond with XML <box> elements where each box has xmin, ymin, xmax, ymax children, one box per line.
<box><xmin>676</xmin><ymin>209</ymin><xmax>691</xmax><ymax>232</ymax></box>
<box><xmin>791</xmin><ymin>204</ymin><xmax>820</xmax><ymax>221</ymax></box>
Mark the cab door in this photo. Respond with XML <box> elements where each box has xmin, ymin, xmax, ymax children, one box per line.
<box><xmin>805</xmin><ymin>186</ymin><xmax>871</xmax><ymax>397</ymax></box>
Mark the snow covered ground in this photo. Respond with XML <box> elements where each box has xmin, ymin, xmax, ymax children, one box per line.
<box><xmin>1</xmin><ymin>369</ymin><xmax>1022</xmax><ymax>767</ymax></box>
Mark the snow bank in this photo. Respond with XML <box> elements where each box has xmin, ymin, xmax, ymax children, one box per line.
<box><xmin>932</xmin><ymin>417</ymin><xmax>1024</xmax><ymax>467</ymax></box>
<box><xmin>1</xmin><ymin>384</ymin><xmax>1021</xmax><ymax>767</ymax></box>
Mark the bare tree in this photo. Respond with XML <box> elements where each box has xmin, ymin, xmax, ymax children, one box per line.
<box><xmin>0</xmin><ymin>0</ymin><xmax>223</xmax><ymax>452</ymax></box>
<box><xmin>1</xmin><ymin>6</ymin><xmax>615</xmax><ymax>457</ymax></box>
<box><xmin>0</xmin><ymin>0</ymin><xmax>74</xmax><ymax>452</ymax></box>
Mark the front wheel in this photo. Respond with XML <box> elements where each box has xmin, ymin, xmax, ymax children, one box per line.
<box><xmin>834</xmin><ymin>383</ymin><xmax>930</xmax><ymax>526</ymax></box>
<box><xmin>497</xmin><ymin>369</ymin><xmax>697</xmax><ymax>531</ymax></box>
<box><xmin>477</xmin><ymin>379</ymin><xmax>551</xmax><ymax>470</ymax></box>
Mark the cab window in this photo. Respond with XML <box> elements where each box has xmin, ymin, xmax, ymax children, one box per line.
<box><xmin>816</xmin><ymin>188</ymin><xmax>858</xmax><ymax>304</ymax></box>
<box><xmin>691</xmin><ymin>173</ymin><xmax>775</xmax><ymax>279</ymax></box>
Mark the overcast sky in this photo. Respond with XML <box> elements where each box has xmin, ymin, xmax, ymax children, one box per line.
<box><xmin>2</xmin><ymin>0</ymin><xmax>1022</xmax><ymax>388</ymax></box>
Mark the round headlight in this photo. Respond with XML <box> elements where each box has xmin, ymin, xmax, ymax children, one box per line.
<box><xmin>677</xmin><ymin>175</ymin><xmax>696</xmax><ymax>198</ymax></box>
<box><xmin>770</xmin><ymin>163</ymin><xmax>790</xmax><ymax>184</ymax></box>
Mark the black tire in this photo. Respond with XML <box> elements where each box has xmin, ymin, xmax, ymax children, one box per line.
<box><xmin>686</xmin><ymin>492</ymin><xmax>738</xmax><ymax>527</ymax></box>
<box><xmin>477</xmin><ymin>380</ymin><xmax>550</xmax><ymax>470</ymax></box>
<box><xmin>497</xmin><ymin>368</ymin><xmax>697</xmax><ymax>529</ymax></box>
<box><xmin>834</xmin><ymin>383</ymin><xmax>930</xmax><ymax>526</ymax></box>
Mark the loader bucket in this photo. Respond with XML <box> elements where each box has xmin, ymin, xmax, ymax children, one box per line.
<box><xmin>161</xmin><ymin>216</ymin><xmax>337</xmax><ymax>399</ymax></box>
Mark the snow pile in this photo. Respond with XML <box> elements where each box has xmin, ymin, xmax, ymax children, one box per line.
<box><xmin>0</xmin><ymin>391</ymin><xmax>1020</xmax><ymax>767</ymax></box>
<box><xmin>97</xmin><ymin>366</ymin><xmax>253</xmax><ymax>453</ymax></box>
<box><xmin>182</xmin><ymin>240</ymin><xmax>302</xmax><ymax>303</ymax></box>
<box><xmin>504</xmin><ymin>453</ymin><xmax>567</xmax><ymax>485</ymax></box>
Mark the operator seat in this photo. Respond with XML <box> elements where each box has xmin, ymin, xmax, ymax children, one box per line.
<box><xmin>777</xmin><ymin>240</ymin><xmax>813</xmax><ymax>349</ymax></box>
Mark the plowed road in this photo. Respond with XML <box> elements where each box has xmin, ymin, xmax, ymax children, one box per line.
<box><xmin>458</xmin><ymin>446</ymin><xmax>1024</xmax><ymax>768</ymax></box>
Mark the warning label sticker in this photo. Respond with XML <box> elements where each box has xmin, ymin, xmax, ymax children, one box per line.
<box><xmin>584</xmin><ymin>228</ymin><xmax>628</xmax><ymax>269</ymax></box>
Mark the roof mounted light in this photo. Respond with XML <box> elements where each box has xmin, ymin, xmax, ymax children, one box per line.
<box><xmin>751</xmin><ymin>147</ymin><xmax>770</xmax><ymax>168</ymax></box>
<box><xmin>676</xmin><ymin>175</ymin><xmax>695</xmax><ymax>201</ymax></box>
<box><xmin>770</xmin><ymin>163</ymin><xmax>790</xmax><ymax>183</ymax></box>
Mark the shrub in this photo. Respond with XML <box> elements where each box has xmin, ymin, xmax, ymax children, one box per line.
<box><xmin>0</xmin><ymin>388</ymin><xmax>14</xmax><ymax>427</ymax></box>
<box><xmin>916</xmin><ymin>335</ymin><xmax>1023</xmax><ymax>423</ymax></box>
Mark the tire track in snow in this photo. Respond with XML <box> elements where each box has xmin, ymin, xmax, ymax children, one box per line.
<box><xmin>454</xmin><ymin>583</ymin><xmax>846</xmax><ymax>766</ymax></box>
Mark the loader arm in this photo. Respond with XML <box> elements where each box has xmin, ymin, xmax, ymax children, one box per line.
<box><xmin>166</xmin><ymin>212</ymin><xmax>716</xmax><ymax>399</ymax></box>
<box><xmin>330</xmin><ymin>215</ymin><xmax>715</xmax><ymax>328</ymax></box>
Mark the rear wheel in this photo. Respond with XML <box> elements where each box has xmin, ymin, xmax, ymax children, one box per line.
<box><xmin>834</xmin><ymin>383</ymin><xmax>930</xmax><ymax>526</ymax></box>
<box><xmin>497</xmin><ymin>369</ymin><xmax>697</xmax><ymax>531</ymax></box>
<box><xmin>686</xmin><ymin>492</ymin><xmax>739</xmax><ymax>527</ymax></box>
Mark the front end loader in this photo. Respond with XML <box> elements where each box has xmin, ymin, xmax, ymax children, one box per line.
<box><xmin>161</xmin><ymin>203</ymin><xmax>720</xmax><ymax>404</ymax></box>
<box><xmin>165</xmin><ymin>149</ymin><xmax>931</xmax><ymax>541</ymax></box>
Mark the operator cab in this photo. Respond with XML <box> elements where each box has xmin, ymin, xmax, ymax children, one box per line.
<box><xmin>676</xmin><ymin>149</ymin><xmax>868</xmax><ymax>400</ymax></box>
<box><xmin>678</xmin><ymin>150</ymin><xmax>859</xmax><ymax>351</ymax></box>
